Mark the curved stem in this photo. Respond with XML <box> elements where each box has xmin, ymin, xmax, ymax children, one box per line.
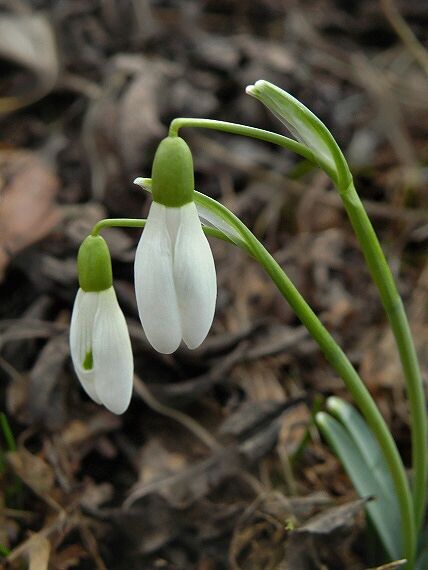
<box><xmin>339</xmin><ymin>182</ymin><xmax>427</xmax><ymax>532</ymax></box>
<box><xmin>91</xmin><ymin>217</ymin><xmax>235</xmax><ymax>244</ymax></box>
<box><xmin>91</xmin><ymin>218</ymin><xmax>147</xmax><ymax>235</ymax></box>
<box><xmin>193</xmin><ymin>190</ymin><xmax>416</xmax><ymax>566</ymax></box>
<box><xmin>169</xmin><ymin>118</ymin><xmax>338</xmax><ymax>183</ymax></box>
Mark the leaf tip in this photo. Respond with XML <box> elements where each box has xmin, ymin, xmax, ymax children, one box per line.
<box><xmin>326</xmin><ymin>396</ymin><xmax>343</xmax><ymax>413</ymax></box>
<box><xmin>315</xmin><ymin>411</ymin><xmax>329</xmax><ymax>427</ymax></box>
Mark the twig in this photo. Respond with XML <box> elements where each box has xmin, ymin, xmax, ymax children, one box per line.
<box><xmin>380</xmin><ymin>0</ymin><xmax>428</xmax><ymax>78</ymax></box>
<box><xmin>133</xmin><ymin>374</ymin><xmax>220</xmax><ymax>451</ymax></box>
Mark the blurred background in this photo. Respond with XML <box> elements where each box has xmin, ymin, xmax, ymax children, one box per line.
<box><xmin>0</xmin><ymin>0</ymin><xmax>427</xmax><ymax>568</ymax></box>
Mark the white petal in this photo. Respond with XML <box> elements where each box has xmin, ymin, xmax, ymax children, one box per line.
<box><xmin>165</xmin><ymin>205</ymin><xmax>181</xmax><ymax>244</ymax></box>
<box><xmin>92</xmin><ymin>287</ymin><xmax>134</xmax><ymax>414</ymax></box>
<box><xmin>69</xmin><ymin>289</ymin><xmax>101</xmax><ymax>404</ymax></box>
<box><xmin>134</xmin><ymin>202</ymin><xmax>182</xmax><ymax>353</ymax></box>
<box><xmin>173</xmin><ymin>202</ymin><xmax>217</xmax><ymax>349</ymax></box>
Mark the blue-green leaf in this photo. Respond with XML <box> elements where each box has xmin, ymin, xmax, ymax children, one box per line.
<box><xmin>316</xmin><ymin>411</ymin><xmax>401</xmax><ymax>560</ymax></box>
<box><xmin>326</xmin><ymin>397</ymin><xmax>399</xmax><ymax>508</ymax></box>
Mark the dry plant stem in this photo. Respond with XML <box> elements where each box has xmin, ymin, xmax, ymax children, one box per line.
<box><xmin>339</xmin><ymin>181</ymin><xmax>427</xmax><ymax>532</ymax></box>
<box><xmin>190</xmin><ymin>191</ymin><xmax>415</xmax><ymax>566</ymax></box>
<box><xmin>380</xmin><ymin>0</ymin><xmax>428</xmax><ymax>77</ymax></box>
<box><xmin>133</xmin><ymin>374</ymin><xmax>220</xmax><ymax>451</ymax></box>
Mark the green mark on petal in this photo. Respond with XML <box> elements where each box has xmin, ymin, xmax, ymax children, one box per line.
<box><xmin>151</xmin><ymin>136</ymin><xmax>194</xmax><ymax>207</ymax></box>
<box><xmin>83</xmin><ymin>350</ymin><xmax>93</xmax><ymax>370</ymax></box>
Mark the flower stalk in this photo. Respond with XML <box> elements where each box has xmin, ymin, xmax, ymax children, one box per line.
<box><xmin>167</xmin><ymin>106</ymin><xmax>423</xmax><ymax>565</ymax></box>
<box><xmin>168</xmin><ymin>118</ymin><xmax>337</xmax><ymax>181</ymax></box>
<box><xmin>192</xmin><ymin>190</ymin><xmax>416</xmax><ymax>566</ymax></box>
<box><xmin>339</xmin><ymin>181</ymin><xmax>427</xmax><ymax>532</ymax></box>
<box><xmin>245</xmin><ymin>80</ymin><xmax>426</xmax><ymax>535</ymax></box>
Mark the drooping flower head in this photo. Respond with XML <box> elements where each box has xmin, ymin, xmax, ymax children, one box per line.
<box><xmin>70</xmin><ymin>235</ymin><xmax>133</xmax><ymax>414</ymax></box>
<box><xmin>134</xmin><ymin>136</ymin><xmax>217</xmax><ymax>354</ymax></box>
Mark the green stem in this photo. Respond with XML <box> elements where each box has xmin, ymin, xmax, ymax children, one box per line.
<box><xmin>193</xmin><ymin>190</ymin><xmax>416</xmax><ymax>567</ymax></box>
<box><xmin>91</xmin><ymin>217</ymin><xmax>236</xmax><ymax>245</ymax></box>
<box><xmin>169</xmin><ymin>118</ymin><xmax>338</xmax><ymax>183</ymax></box>
<box><xmin>0</xmin><ymin>413</ymin><xmax>16</xmax><ymax>452</ymax></box>
<box><xmin>291</xmin><ymin>394</ymin><xmax>324</xmax><ymax>466</ymax></box>
<box><xmin>0</xmin><ymin>544</ymin><xmax>11</xmax><ymax>557</ymax></box>
<box><xmin>339</xmin><ymin>182</ymin><xmax>427</xmax><ymax>532</ymax></box>
<box><xmin>169</xmin><ymin>116</ymin><xmax>425</xmax><ymax>548</ymax></box>
<box><xmin>91</xmin><ymin>218</ymin><xmax>147</xmax><ymax>235</ymax></box>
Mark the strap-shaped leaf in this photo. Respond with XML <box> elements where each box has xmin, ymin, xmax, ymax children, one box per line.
<box><xmin>415</xmin><ymin>526</ymin><xmax>428</xmax><ymax>569</ymax></box>
<box><xmin>326</xmin><ymin>397</ymin><xmax>399</xmax><ymax>507</ymax></box>
<box><xmin>317</xmin><ymin>411</ymin><xmax>401</xmax><ymax>560</ymax></box>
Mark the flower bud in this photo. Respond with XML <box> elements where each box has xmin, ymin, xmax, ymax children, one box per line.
<box><xmin>77</xmin><ymin>235</ymin><xmax>113</xmax><ymax>292</ymax></box>
<box><xmin>151</xmin><ymin>136</ymin><xmax>194</xmax><ymax>207</ymax></box>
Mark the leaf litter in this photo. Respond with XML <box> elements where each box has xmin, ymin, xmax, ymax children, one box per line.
<box><xmin>1</xmin><ymin>0</ymin><xmax>428</xmax><ymax>568</ymax></box>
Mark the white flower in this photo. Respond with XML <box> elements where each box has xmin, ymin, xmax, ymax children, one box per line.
<box><xmin>70</xmin><ymin>286</ymin><xmax>133</xmax><ymax>414</ymax></box>
<box><xmin>134</xmin><ymin>200</ymin><xmax>217</xmax><ymax>354</ymax></box>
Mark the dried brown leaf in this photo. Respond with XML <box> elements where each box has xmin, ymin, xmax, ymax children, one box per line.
<box><xmin>125</xmin><ymin>446</ymin><xmax>241</xmax><ymax>509</ymax></box>
<box><xmin>294</xmin><ymin>497</ymin><xmax>369</xmax><ymax>537</ymax></box>
<box><xmin>7</xmin><ymin>448</ymin><xmax>54</xmax><ymax>497</ymax></box>
<box><xmin>0</xmin><ymin>13</ymin><xmax>59</xmax><ymax>113</ymax></box>
<box><xmin>0</xmin><ymin>150</ymin><xmax>61</xmax><ymax>278</ymax></box>
<box><xmin>28</xmin><ymin>333</ymin><xmax>69</xmax><ymax>425</ymax></box>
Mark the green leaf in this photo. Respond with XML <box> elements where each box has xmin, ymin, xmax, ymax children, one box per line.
<box><xmin>316</xmin><ymin>411</ymin><xmax>401</xmax><ymax>560</ymax></box>
<box><xmin>326</xmin><ymin>397</ymin><xmax>399</xmax><ymax>506</ymax></box>
<box><xmin>415</xmin><ymin>525</ymin><xmax>428</xmax><ymax>569</ymax></box>
<box><xmin>0</xmin><ymin>412</ymin><xmax>16</xmax><ymax>452</ymax></box>
<box><xmin>416</xmin><ymin>550</ymin><xmax>428</xmax><ymax>570</ymax></box>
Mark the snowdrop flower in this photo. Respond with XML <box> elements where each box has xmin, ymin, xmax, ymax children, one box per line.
<box><xmin>70</xmin><ymin>235</ymin><xmax>133</xmax><ymax>414</ymax></box>
<box><xmin>134</xmin><ymin>136</ymin><xmax>217</xmax><ymax>354</ymax></box>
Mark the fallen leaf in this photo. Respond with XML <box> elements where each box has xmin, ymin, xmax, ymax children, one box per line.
<box><xmin>281</xmin><ymin>498</ymin><xmax>369</xmax><ymax>569</ymax></box>
<box><xmin>28</xmin><ymin>332</ymin><xmax>69</xmax><ymax>426</ymax></box>
<box><xmin>7</xmin><ymin>447</ymin><xmax>54</xmax><ymax>497</ymax></box>
<box><xmin>0</xmin><ymin>150</ymin><xmax>61</xmax><ymax>279</ymax></box>
<box><xmin>0</xmin><ymin>13</ymin><xmax>59</xmax><ymax>113</ymax></box>
<box><xmin>294</xmin><ymin>497</ymin><xmax>369</xmax><ymax>536</ymax></box>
